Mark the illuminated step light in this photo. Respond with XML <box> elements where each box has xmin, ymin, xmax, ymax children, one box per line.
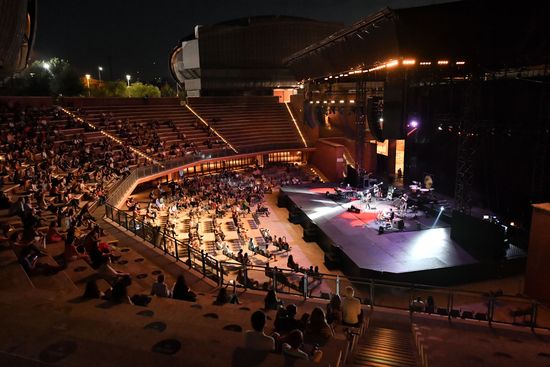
<box><xmin>339</xmin><ymin>100</ymin><xmax>345</xmax><ymax>104</ymax></box>
<box><xmin>349</xmin><ymin>71</ymin><xmax>355</xmax><ymax>75</ymax></box>
<box><xmin>309</xmin><ymin>101</ymin><xmax>314</xmax><ymax>104</ymax></box>
<box><xmin>349</xmin><ymin>100</ymin><xmax>355</xmax><ymax>103</ymax></box>
<box><xmin>323</xmin><ymin>101</ymin><xmax>328</xmax><ymax>104</ymax></box>
<box><xmin>386</xmin><ymin>60</ymin><xmax>399</xmax><ymax>68</ymax></box>
<box><xmin>329</xmin><ymin>75</ymin><xmax>333</xmax><ymax>79</ymax></box>
<box><xmin>315</xmin><ymin>101</ymin><xmax>320</xmax><ymax>104</ymax></box>
<box><xmin>456</xmin><ymin>61</ymin><xmax>466</xmax><ymax>65</ymax></box>
<box><xmin>330</xmin><ymin>100</ymin><xmax>336</xmax><ymax>104</ymax></box>
<box><xmin>335</xmin><ymin>76</ymin><xmax>339</xmax><ymax>79</ymax></box>
<box><xmin>402</xmin><ymin>59</ymin><xmax>416</xmax><ymax>65</ymax></box>
<box><xmin>344</xmin><ymin>73</ymin><xmax>348</xmax><ymax>77</ymax></box>
<box><xmin>362</xmin><ymin>69</ymin><xmax>368</xmax><ymax>73</ymax></box>
<box><xmin>437</xmin><ymin>60</ymin><xmax>449</xmax><ymax>65</ymax></box>
<box><xmin>419</xmin><ymin>61</ymin><xmax>432</xmax><ymax>65</ymax></box>
<box><xmin>324</xmin><ymin>77</ymin><xmax>328</xmax><ymax>80</ymax></box>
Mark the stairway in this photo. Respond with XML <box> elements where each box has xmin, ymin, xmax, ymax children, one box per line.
<box><xmin>353</xmin><ymin>326</ymin><xmax>418</xmax><ymax>367</ymax></box>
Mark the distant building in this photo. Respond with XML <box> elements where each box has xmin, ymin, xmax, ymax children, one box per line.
<box><xmin>169</xmin><ymin>16</ymin><xmax>342</xmax><ymax>97</ymax></box>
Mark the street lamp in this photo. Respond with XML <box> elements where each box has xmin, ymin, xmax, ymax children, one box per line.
<box><xmin>85</xmin><ymin>74</ymin><xmax>91</xmax><ymax>96</ymax></box>
<box><xmin>98</xmin><ymin>66</ymin><xmax>103</xmax><ymax>81</ymax></box>
<box><xmin>126</xmin><ymin>74</ymin><xmax>131</xmax><ymax>87</ymax></box>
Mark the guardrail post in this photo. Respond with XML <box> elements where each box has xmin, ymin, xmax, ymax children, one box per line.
<box><xmin>219</xmin><ymin>262</ymin><xmax>224</xmax><ymax>286</ymax></box>
<box><xmin>303</xmin><ymin>275</ymin><xmax>308</xmax><ymax>299</ymax></box>
<box><xmin>174</xmin><ymin>239</ymin><xmax>179</xmax><ymax>261</ymax></box>
<box><xmin>370</xmin><ymin>279</ymin><xmax>375</xmax><ymax>309</ymax></box>
<box><xmin>243</xmin><ymin>265</ymin><xmax>249</xmax><ymax>290</ymax></box>
<box><xmin>488</xmin><ymin>297</ymin><xmax>494</xmax><ymax>326</ymax></box>
<box><xmin>448</xmin><ymin>293</ymin><xmax>454</xmax><ymax>321</ymax></box>
<box><xmin>531</xmin><ymin>302</ymin><xmax>537</xmax><ymax>331</ymax></box>
<box><xmin>201</xmin><ymin>250</ymin><xmax>206</xmax><ymax>276</ymax></box>
<box><xmin>162</xmin><ymin>233</ymin><xmax>167</xmax><ymax>255</ymax></box>
<box><xmin>336</xmin><ymin>275</ymin><xmax>340</xmax><ymax>296</ymax></box>
<box><xmin>273</xmin><ymin>266</ymin><xmax>278</xmax><ymax>290</ymax></box>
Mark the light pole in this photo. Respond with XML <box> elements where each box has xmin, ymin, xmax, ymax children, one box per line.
<box><xmin>85</xmin><ymin>74</ymin><xmax>91</xmax><ymax>96</ymax></box>
<box><xmin>126</xmin><ymin>74</ymin><xmax>131</xmax><ymax>97</ymax></box>
<box><xmin>98</xmin><ymin>66</ymin><xmax>103</xmax><ymax>81</ymax></box>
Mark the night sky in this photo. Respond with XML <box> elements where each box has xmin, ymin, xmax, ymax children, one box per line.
<box><xmin>34</xmin><ymin>0</ymin><xmax>450</xmax><ymax>83</ymax></box>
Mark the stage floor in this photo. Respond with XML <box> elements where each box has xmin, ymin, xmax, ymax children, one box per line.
<box><xmin>281</xmin><ymin>185</ymin><xmax>479</xmax><ymax>274</ymax></box>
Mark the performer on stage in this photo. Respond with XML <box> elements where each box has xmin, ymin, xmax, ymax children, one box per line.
<box><xmin>365</xmin><ymin>191</ymin><xmax>372</xmax><ymax>209</ymax></box>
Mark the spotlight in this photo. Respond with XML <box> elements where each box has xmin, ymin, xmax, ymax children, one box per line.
<box><xmin>410</xmin><ymin>120</ymin><xmax>419</xmax><ymax>128</ymax></box>
<box><xmin>437</xmin><ymin>125</ymin><xmax>443</xmax><ymax>131</ymax></box>
<box><xmin>440</xmin><ymin>206</ymin><xmax>444</xmax><ymax>211</ymax></box>
<box><xmin>510</xmin><ymin>221</ymin><xmax>515</xmax><ymax>227</ymax></box>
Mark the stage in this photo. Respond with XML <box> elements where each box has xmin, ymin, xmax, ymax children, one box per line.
<box><xmin>278</xmin><ymin>184</ymin><xmax>526</xmax><ymax>285</ymax></box>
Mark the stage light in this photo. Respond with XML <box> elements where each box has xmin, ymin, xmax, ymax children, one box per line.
<box><xmin>438</xmin><ymin>125</ymin><xmax>443</xmax><ymax>131</ymax></box>
<box><xmin>379</xmin><ymin>117</ymin><xmax>384</xmax><ymax>122</ymax></box>
<box><xmin>410</xmin><ymin>120</ymin><xmax>419</xmax><ymax>128</ymax></box>
<box><xmin>440</xmin><ymin>206</ymin><xmax>444</xmax><ymax>211</ymax></box>
<box><xmin>510</xmin><ymin>221</ymin><xmax>515</xmax><ymax>227</ymax></box>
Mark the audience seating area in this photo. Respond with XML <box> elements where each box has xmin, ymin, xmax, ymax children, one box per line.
<box><xmin>188</xmin><ymin>96</ymin><xmax>305</xmax><ymax>151</ymax></box>
<box><xmin>72</xmin><ymin>99</ymin><xmax>230</xmax><ymax>161</ymax></box>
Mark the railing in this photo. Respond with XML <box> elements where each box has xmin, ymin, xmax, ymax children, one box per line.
<box><xmin>104</xmin><ymin>204</ymin><xmax>221</xmax><ymax>282</ymax></box>
<box><xmin>106</xmin><ymin>143</ymin><xmax>309</xmax><ymax>207</ymax></box>
<box><xmin>103</xmin><ymin>202</ymin><xmax>550</xmax><ymax>331</ymax></box>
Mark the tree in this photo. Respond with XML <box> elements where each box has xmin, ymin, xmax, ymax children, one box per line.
<box><xmin>0</xmin><ymin>58</ymin><xmax>84</xmax><ymax>96</ymax></box>
<box><xmin>160</xmin><ymin>83</ymin><xmax>176</xmax><ymax>97</ymax></box>
<box><xmin>127</xmin><ymin>82</ymin><xmax>161</xmax><ymax>98</ymax></box>
<box><xmin>91</xmin><ymin>81</ymin><xmax>127</xmax><ymax>97</ymax></box>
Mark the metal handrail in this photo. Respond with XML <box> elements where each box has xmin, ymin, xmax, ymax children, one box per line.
<box><xmin>103</xmin><ymin>203</ymin><xmax>549</xmax><ymax>331</ymax></box>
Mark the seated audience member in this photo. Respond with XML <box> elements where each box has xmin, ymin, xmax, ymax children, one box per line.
<box><xmin>46</xmin><ymin>221</ymin><xmax>63</xmax><ymax>243</ymax></box>
<box><xmin>172</xmin><ymin>274</ymin><xmax>196</xmax><ymax>302</ymax></box>
<box><xmin>275</xmin><ymin>304</ymin><xmax>307</xmax><ymax>334</ymax></box>
<box><xmin>105</xmin><ymin>275</ymin><xmax>133</xmax><ymax>304</ymax></box>
<box><xmin>150</xmin><ymin>274</ymin><xmax>171</xmax><ymax>298</ymax></box>
<box><xmin>214</xmin><ymin>284</ymin><xmax>239</xmax><ymax>305</ymax></box>
<box><xmin>326</xmin><ymin>294</ymin><xmax>342</xmax><ymax>325</ymax></box>
<box><xmin>83</xmin><ymin>279</ymin><xmax>104</xmax><ymax>299</ymax></box>
<box><xmin>342</xmin><ymin>286</ymin><xmax>363</xmax><ymax>326</ymax></box>
<box><xmin>18</xmin><ymin>246</ymin><xmax>61</xmax><ymax>276</ymax></box>
<box><xmin>244</xmin><ymin>310</ymin><xmax>276</xmax><ymax>351</ymax></box>
<box><xmin>287</xmin><ymin>254</ymin><xmax>298</xmax><ymax>271</ymax></box>
<box><xmin>63</xmin><ymin>239</ymin><xmax>89</xmax><ymax>263</ymax></box>
<box><xmin>282</xmin><ymin>329</ymin><xmax>323</xmax><ymax>363</ymax></box>
<box><xmin>304</xmin><ymin>307</ymin><xmax>334</xmax><ymax>345</ymax></box>
<box><xmin>264</xmin><ymin>289</ymin><xmax>283</xmax><ymax>311</ymax></box>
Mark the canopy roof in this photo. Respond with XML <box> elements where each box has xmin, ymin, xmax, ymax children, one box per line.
<box><xmin>285</xmin><ymin>1</ymin><xmax>550</xmax><ymax>80</ymax></box>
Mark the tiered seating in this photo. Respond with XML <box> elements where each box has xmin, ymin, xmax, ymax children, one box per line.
<box><xmin>75</xmin><ymin>101</ymin><xmax>229</xmax><ymax>160</ymax></box>
<box><xmin>188</xmin><ymin>96</ymin><xmax>304</xmax><ymax>151</ymax></box>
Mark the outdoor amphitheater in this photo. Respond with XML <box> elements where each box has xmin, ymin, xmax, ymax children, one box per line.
<box><xmin>1</xmin><ymin>1</ymin><xmax>549</xmax><ymax>367</ymax></box>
